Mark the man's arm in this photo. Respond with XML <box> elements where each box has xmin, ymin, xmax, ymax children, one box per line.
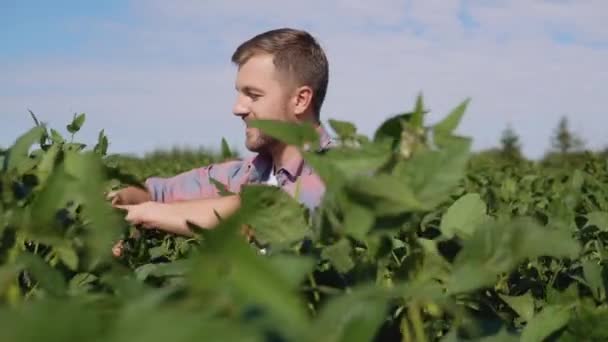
<box><xmin>145</xmin><ymin>160</ymin><xmax>244</xmax><ymax>203</ymax></box>
<box><xmin>117</xmin><ymin>195</ymin><xmax>241</xmax><ymax>237</ymax></box>
<box><xmin>108</xmin><ymin>186</ymin><xmax>151</xmax><ymax>205</ymax></box>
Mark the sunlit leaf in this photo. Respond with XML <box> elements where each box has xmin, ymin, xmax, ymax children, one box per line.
<box><xmin>433</xmin><ymin>98</ymin><xmax>470</xmax><ymax>135</ymax></box>
<box><xmin>440</xmin><ymin>193</ymin><xmax>488</xmax><ymax>239</ymax></box>
<box><xmin>239</xmin><ymin>185</ymin><xmax>310</xmax><ymax>247</ymax></box>
<box><xmin>248</xmin><ymin>120</ymin><xmax>319</xmax><ymax>148</ymax></box>
<box><xmin>5</xmin><ymin>126</ymin><xmax>45</xmax><ymax>172</ymax></box>
<box><xmin>328</xmin><ymin>119</ymin><xmax>357</xmax><ymax>140</ymax></box>
<box><xmin>396</xmin><ymin>136</ymin><xmax>471</xmax><ymax>208</ymax></box>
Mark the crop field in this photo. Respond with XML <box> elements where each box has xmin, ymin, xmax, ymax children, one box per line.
<box><xmin>1</xmin><ymin>97</ymin><xmax>607</xmax><ymax>341</ymax></box>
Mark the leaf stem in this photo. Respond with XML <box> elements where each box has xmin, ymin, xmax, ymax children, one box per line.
<box><xmin>308</xmin><ymin>273</ymin><xmax>321</xmax><ymax>308</ymax></box>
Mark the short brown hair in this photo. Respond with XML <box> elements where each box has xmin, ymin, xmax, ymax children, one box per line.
<box><xmin>231</xmin><ymin>28</ymin><xmax>329</xmax><ymax>121</ymax></box>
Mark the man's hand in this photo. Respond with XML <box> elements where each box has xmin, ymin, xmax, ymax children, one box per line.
<box><xmin>116</xmin><ymin>195</ymin><xmax>241</xmax><ymax>237</ymax></box>
<box><xmin>116</xmin><ymin>201</ymin><xmax>193</xmax><ymax>235</ymax></box>
<box><xmin>107</xmin><ymin>186</ymin><xmax>151</xmax><ymax>258</ymax></box>
<box><xmin>107</xmin><ymin>186</ymin><xmax>151</xmax><ymax>206</ymax></box>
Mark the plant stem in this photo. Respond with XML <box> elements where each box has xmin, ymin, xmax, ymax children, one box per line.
<box><xmin>401</xmin><ymin>314</ymin><xmax>412</xmax><ymax>342</ymax></box>
<box><xmin>409</xmin><ymin>301</ymin><xmax>428</xmax><ymax>342</ymax></box>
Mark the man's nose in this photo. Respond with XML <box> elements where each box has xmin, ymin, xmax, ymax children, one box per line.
<box><xmin>232</xmin><ymin>96</ymin><xmax>249</xmax><ymax>118</ymax></box>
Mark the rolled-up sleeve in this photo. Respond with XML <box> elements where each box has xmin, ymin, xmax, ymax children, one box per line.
<box><xmin>145</xmin><ymin>160</ymin><xmax>244</xmax><ymax>203</ymax></box>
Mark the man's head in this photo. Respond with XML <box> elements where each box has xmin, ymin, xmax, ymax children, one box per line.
<box><xmin>231</xmin><ymin>28</ymin><xmax>329</xmax><ymax>153</ymax></box>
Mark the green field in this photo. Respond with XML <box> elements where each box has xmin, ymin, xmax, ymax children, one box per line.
<box><xmin>1</xmin><ymin>97</ymin><xmax>607</xmax><ymax>341</ymax></box>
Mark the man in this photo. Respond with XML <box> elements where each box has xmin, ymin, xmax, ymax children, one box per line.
<box><xmin>109</xmin><ymin>28</ymin><xmax>332</xmax><ymax>255</ymax></box>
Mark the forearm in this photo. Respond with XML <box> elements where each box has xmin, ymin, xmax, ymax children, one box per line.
<box><xmin>152</xmin><ymin>195</ymin><xmax>241</xmax><ymax>236</ymax></box>
<box><xmin>114</xmin><ymin>186</ymin><xmax>151</xmax><ymax>205</ymax></box>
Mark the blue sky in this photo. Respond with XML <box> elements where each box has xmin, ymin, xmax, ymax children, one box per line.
<box><xmin>2</xmin><ymin>0</ymin><xmax>607</xmax><ymax>158</ymax></box>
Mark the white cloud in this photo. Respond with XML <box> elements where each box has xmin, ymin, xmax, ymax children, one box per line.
<box><xmin>1</xmin><ymin>0</ymin><xmax>607</xmax><ymax>158</ymax></box>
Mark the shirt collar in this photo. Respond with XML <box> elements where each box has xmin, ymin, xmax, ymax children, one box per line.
<box><xmin>276</xmin><ymin>124</ymin><xmax>333</xmax><ymax>180</ymax></box>
<box><xmin>249</xmin><ymin>124</ymin><xmax>333</xmax><ymax>183</ymax></box>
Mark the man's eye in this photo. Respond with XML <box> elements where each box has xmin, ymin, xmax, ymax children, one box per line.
<box><xmin>249</xmin><ymin>94</ymin><xmax>261</xmax><ymax>100</ymax></box>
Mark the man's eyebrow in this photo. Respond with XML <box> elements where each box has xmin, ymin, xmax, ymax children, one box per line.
<box><xmin>237</xmin><ymin>85</ymin><xmax>265</xmax><ymax>93</ymax></box>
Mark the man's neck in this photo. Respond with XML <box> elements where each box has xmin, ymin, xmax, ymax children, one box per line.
<box><xmin>268</xmin><ymin>142</ymin><xmax>302</xmax><ymax>173</ymax></box>
<box><xmin>268</xmin><ymin>120</ymin><xmax>320</xmax><ymax>173</ymax></box>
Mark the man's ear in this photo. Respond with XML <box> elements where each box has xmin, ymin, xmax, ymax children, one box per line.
<box><xmin>293</xmin><ymin>85</ymin><xmax>313</xmax><ymax>117</ymax></box>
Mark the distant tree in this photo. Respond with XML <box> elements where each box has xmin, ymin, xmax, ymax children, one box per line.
<box><xmin>600</xmin><ymin>146</ymin><xmax>608</xmax><ymax>159</ymax></box>
<box><xmin>551</xmin><ymin>116</ymin><xmax>584</xmax><ymax>154</ymax></box>
<box><xmin>500</xmin><ymin>125</ymin><xmax>523</xmax><ymax>160</ymax></box>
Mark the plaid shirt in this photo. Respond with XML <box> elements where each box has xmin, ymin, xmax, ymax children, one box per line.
<box><xmin>145</xmin><ymin>125</ymin><xmax>333</xmax><ymax>211</ymax></box>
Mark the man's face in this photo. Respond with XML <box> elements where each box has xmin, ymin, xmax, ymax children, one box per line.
<box><xmin>233</xmin><ymin>54</ymin><xmax>295</xmax><ymax>153</ymax></box>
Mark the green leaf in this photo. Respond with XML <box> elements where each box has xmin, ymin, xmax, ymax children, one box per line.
<box><xmin>328</xmin><ymin>119</ymin><xmax>357</xmax><ymax>139</ymax></box>
<box><xmin>561</xmin><ymin>305</ymin><xmax>608</xmax><ymax>341</ymax></box>
<box><xmin>448</xmin><ymin>217</ymin><xmax>580</xmax><ymax>293</ymax></box>
<box><xmin>134</xmin><ymin>264</ymin><xmax>159</xmax><ymax>281</ymax></box>
<box><xmin>306</xmin><ymin>141</ymin><xmax>392</xmax><ymax>183</ymax></box>
<box><xmin>0</xmin><ymin>299</ymin><xmax>103</xmax><ymax>342</ymax></box>
<box><xmin>68</xmin><ymin>273</ymin><xmax>98</xmax><ymax>295</ymax></box>
<box><xmin>135</xmin><ymin>260</ymin><xmax>188</xmax><ymax>281</ymax></box>
<box><xmin>267</xmin><ymin>255</ymin><xmax>315</xmax><ymax>288</ymax></box>
<box><xmin>93</xmin><ymin>129</ymin><xmax>108</xmax><ymax>156</ymax></box>
<box><xmin>373</xmin><ymin>112</ymin><xmax>413</xmax><ymax>143</ymax></box>
<box><xmin>36</xmin><ymin>143</ymin><xmax>61</xmax><ymax>187</ymax></box>
<box><xmin>498</xmin><ymin>291</ymin><xmax>535</xmax><ymax>322</ymax></box>
<box><xmin>28</xmin><ymin>109</ymin><xmax>40</xmax><ymax>126</ymax></box>
<box><xmin>440</xmin><ymin>193</ymin><xmax>488</xmax><ymax>239</ymax></box>
<box><xmin>110</xmin><ymin>307</ymin><xmax>260</xmax><ymax>342</ymax></box>
<box><xmin>0</xmin><ymin>264</ymin><xmax>19</xmax><ymax>297</ymax></box>
<box><xmin>63</xmin><ymin>151</ymin><xmax>123</xmax><ymax>264</ymax></box>
<box><xmin>582</xmin><ymin>260</ymin><xmax>606</xmax><ymax>301</ymax></box>
<box><xmin>411</xmin><ymin>93</ymin><xmax>425</xmax><ymax>129</ymax></box>
<box><xmin>55</xmin><ymin>245</ymin><xmax>79</xmax><ymax>271</ymax></box>
<box><xmin>585</xmin><ymin>211</ymin><xmax>608</xmax><ymax>231</ymax></box>
<box><xmin>475</xmin><ymin>328</ymin><xmax>520</xmax><ymax>342</ymax></box>
<box><xmin>395</xmin><ymin>136</ymin><xmax>471</xmax><ymax>208</ymax></box>
<box><xmin>5</xmin><ymin>126</ymin><xmax>45</xmax><ymax>172</ymax></box>
<box><xmin>64</xmin><ymin>142</ymin><xmax>87</xmax><ymax>151</ymax></box>
<box><xmin>209</xmin><ymin>177</ymin><xmax>235</xmax><ymax>196</ymax></box>
<box><xmin>50</xmin><ymin>128</ymin><xmax>65</xmax><ymax>143</ymax></box>
<box><xmin>190</xmin><ymin>214</ymin><xmax>310</xmax><ymax>338</ymax></box>
<box><xmin>15</xmin><ymin>153</ymin><xmax>40</xmax><ymax>176</ymax></box>
<box><xmin>346</xmin><ymin>174</ymin><xmax>427</xmax><ymax>215</ymax></box>
<box><xmin>67</xmin><ymin>113</ymin><xmax>86</xmax><ymax>134</ymax></box>
<box><xmin>307</xmin><ymin>284</ymin><xmax>397</xmax><ymax>342</ymax></box>
<box><xmin>248</xmin><ymin>120</ymin><xmax>319</xmax><ymax>148</ymax></box>
<box><xmin>18</xmin><ymin>253</ymin><xmax>67</xmax><ymax>297</ymax></box>
<box><xmin>321</xmin><ymin>239</ymin><xmax>355</xmax><ymax>273</ymax></box>
<box><xmin>221</xmin><ymin>137</ymin><xmax>233</xmax><ymax>159</ymax></box>
<box><xmin>546</xmin><ymin>283</ymin><xmax>579</xmax><ymax>306</ymax></box>
<box><xmin>433</xmin><ymin>98</ymin><xmax>470</xmax><ymax>135</ymax></box>
<box><xmin>26</xmin><ymin>158</ymin><xmax>75</xmax><ymax>242</ymax></box>
<box><xmin>148</xmin><ymin>244</ymin><xmax>170</xmax><ymax>260</ymax></box>
<box><xmin>341</xmin><ymin>202</ymin><xmax>375</xmax><ymax>240</ymax></box>
<box><xmin>240</xmin><ymin>185</ymin><xmax>310</xmax><ymax>247</ymax></box>
<box><xmin>521</xmin><ymin>305</ymin><xmax>572</xmax><ymax>342</ymax></box>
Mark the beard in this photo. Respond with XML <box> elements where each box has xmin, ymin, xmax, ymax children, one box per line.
<box><xmin>244</xmin><ymin>127</ymin><xmax>279</xmax><ymax>153</ymax></box>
